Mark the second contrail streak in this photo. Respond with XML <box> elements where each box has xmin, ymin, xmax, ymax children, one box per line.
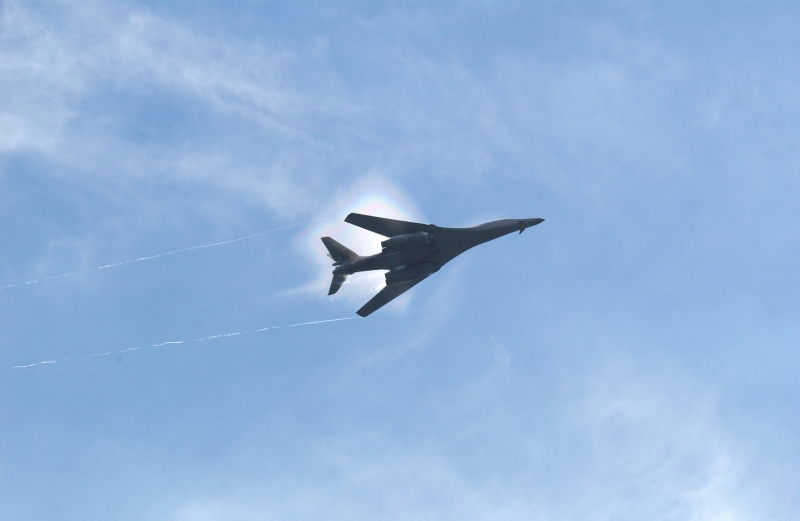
<box><xmin>10</xmin><ymin>316</ymin><xmax>358</xmax><ymax>370</ymax></box>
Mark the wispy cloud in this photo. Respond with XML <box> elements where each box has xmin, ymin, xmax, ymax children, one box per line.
<box><xmin>157</xmin><ymin>348</ymin><xmax>765</xmax><ymax>521</ymax></box>
<box><xmin>564</xmin><ymin>359</ymin><xmax>760</xmax><ymax>520</ymax></box>
<box><xmin>0</xmin><ymin>1</ymin><xmax>357</xmax><ymax>283</ymax></box>
<box><xmin>0</xmin><ymin>2</ymin><xmax>698</xmax><ymax>203</ymax></box>
<box><xmin>3</xmin><ymin>4</ymin><xmax>798</xmax><ymax>521</ymax></box>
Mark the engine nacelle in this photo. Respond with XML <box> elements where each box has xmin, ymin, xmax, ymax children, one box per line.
<box><xmin>385</xmin><ymin>262</ymin><xmax>439</xmax><ymax>285</ymax></box>
<box><xmin>381</xmin><ymin>232</ymin><xmax>433</xmax><ymax>253</ymax></box>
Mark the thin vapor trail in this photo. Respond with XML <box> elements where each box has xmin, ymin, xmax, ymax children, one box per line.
<box><xmin>288</xmin><ymin>317</ymin><xmax>357</xmax><ymax>327</ymax></box>
<box><xmin>10</xmin><ymin>316</ymin><xmax>357</xmax><ymax>370</ymax></box>
<box><xmin>0</xmin><ymin>219</ymin><xmax>323</xmax><ymax>292</ymax></box>
<box><xmin>12</xmin><ymin>360</ymin><xmax>56</xmax><ymax>369</ymax></box>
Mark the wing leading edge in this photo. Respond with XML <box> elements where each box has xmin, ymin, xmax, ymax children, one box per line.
<box><xmin>356</xmin><ymin>277</ymin><xmax>427</xmax><ymax>317</ymax></box>
<box><xmin>345</xmin><ymin>213</ymin><xmax>432</xmax><ymax>237</ymax></box>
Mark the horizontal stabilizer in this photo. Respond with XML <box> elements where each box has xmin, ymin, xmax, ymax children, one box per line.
<box><xmin>329</xmin><ymin>273</ymin><xmax>348</xmax><ymax>295</ymax></box>
<box><xmin>321</xmin><ymin>237</ymin><xmax>360</xmax><ymax>263</ymax></box>
<box><xmin>345</xmin><ymin>213</ymin><xmax>432</xmax><ymax>238</ymax></box>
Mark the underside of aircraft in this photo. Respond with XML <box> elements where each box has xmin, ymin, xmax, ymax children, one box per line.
<box><xmin>321</xmin><ymin>213</ymin><xmax>544</xmax><ymax>317</ymax></box>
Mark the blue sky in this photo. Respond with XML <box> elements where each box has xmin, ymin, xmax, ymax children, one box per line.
<box><xmin>2</xmin><ymin>2</ymin><xmax>799</xmax><ymax>520</ymax></box>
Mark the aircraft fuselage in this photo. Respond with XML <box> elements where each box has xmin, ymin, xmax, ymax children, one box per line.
<box><xmin>334</xmin><ymin>217</ymin><xmax>544</xmax><ymax>276</ymax></box>
<box><xmin>321</xmin><ymin>214</ymin><xmax>544</xmax><ymax>316</ymax></box>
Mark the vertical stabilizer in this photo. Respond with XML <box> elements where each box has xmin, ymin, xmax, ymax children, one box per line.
<box><xmin>320</xmin><ymin>237</ymin><xmax>360</xmax><ymax>263</ymax></box>
<box><xmin>321</xmin><ymin>237</ymin><xmax>360</xmax><ymax>295</ymax></box>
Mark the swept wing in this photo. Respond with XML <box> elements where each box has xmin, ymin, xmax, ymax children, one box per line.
<box><xmin>356</xmin><ymin>277</ymin><xmax>427</xmax><ymax>317</ymax></box>
<box><xmin>345</xmin><ymin>213</ymin><xmax>432</xmax><ymax>237</ymax></box>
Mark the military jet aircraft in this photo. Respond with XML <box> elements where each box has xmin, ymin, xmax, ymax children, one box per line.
<box><xmin>321</xmin><ymin>213</ymin><xmax>544</xmax><ymax>317</ymax></box>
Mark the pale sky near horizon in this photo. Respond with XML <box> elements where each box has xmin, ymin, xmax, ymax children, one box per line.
<box><xmin>2</xmin><ymin>2</ymin><xmax>800</xmax><ymax>520</ymax></box>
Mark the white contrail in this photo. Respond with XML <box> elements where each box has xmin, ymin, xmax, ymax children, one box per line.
<box><xmin>205</xmin><ymin>332</ymin><xmax>242</xmax><ymax>339</ymax></box>
<box><xmin>0</xmin><ymin>218</ymin><xmax>323</xmax><ymax>292</ymax></box>
<box><xmin>10</xmin><ymin>316</ymin><xmax>355</xmax><ymax>369</ymax></box>
<box><xmin>118</xmin><ymin>340</ymin><xmax>184</xmax><ymax>353</ymax></box>
<box><xmin>256</xmin><ymin>316</ymin><xmax>357</xmax><ymax>331</ymax></box>
<box><xmin>278</xmin><ymin>317</ymin><xmax>358</xmax><ymax>329</ymax></box>
<box><xmin>150</xmin><ymin>341</ymin><xmax>184</xmax><ymax>347</ymax></box>
<box><xmin>0</xmin><ymin>273</ymin><xmax>77</xmax><ymax>291</ymax></box>
<box><xmin>12</xmin><ymin>360</ymin><xmax>56</xmax><ymax>369</ymax></box>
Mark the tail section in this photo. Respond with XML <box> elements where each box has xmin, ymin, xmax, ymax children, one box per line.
<box><xmin>321</xmin><ymin>237</ymin><xmax>360</xmax><ymax>264</ymax></box>
<box><xmin>321</xmin><ymin>237</ymin><xmax>361</xmax><ymax>295</ymax></box>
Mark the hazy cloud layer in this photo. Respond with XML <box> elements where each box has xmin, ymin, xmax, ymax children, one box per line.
<box><xmin>2</xmin><ymin>2</ymin><xmax>799</xmax><ymax>521</ymax></box>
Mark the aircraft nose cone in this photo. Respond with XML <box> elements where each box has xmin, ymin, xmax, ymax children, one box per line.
<box><xmin>531</xmin><ymin>218</ymin><xmax>544</xmax><ymax>226</ymax></box>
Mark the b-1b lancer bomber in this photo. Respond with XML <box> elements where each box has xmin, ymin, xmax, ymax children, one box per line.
<box><xmin>321</xmin><ymin>213</ymin><xmax>544</xmax><ymax>317</ymax></box>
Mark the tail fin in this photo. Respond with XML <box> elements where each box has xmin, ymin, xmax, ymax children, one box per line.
<box><xmin>321</xmin><ymin>237</ymin><xmax>360</xmax><ymax>296</ymax></box>
<box><xmin>320</xmin><ymin>237</ymin><xmax>360</xmax><ymax>263</ymax></box>
<box><xmin>328</xmin><ymin>273</ymin><xmax>348</xmax><ymax>295</ymax></box>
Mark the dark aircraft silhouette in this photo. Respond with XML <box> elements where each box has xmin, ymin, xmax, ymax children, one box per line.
<box><xmin>321</xmin><ymin>213</ymin><xmax>544</xmax><ymax>317</ymax></box>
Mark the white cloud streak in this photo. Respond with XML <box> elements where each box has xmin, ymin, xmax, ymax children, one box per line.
<box><xmin>0</xmin><ymin>1</ymin><xmax>701</xmax><ymax>203</ymax></box>
<box><xmin>0</xmin><ymin>1</ymin><xmax>339</xmax><ymax>220</ymax></box>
